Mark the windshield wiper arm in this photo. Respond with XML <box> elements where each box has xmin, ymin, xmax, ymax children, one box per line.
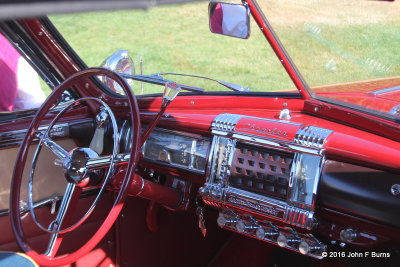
<box><xmin>118</xmin><ymin>73</ymin><xmax>205</xmax><ymax>93</ymax></box>
<box><xmin>154</xmin><ymin>73</ymin><xmax>250</xmax><ymax>92</ymax></box>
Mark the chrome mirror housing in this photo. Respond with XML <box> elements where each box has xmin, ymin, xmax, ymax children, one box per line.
<box><xmin>208</xmin><ymin>1</ymin><xmax>250</xmax><ymax>39</ymax></box>
<box><xmin>100</xmin><ymin>49</ymin><xmax>134</xmax><ymax>94</ymax></box>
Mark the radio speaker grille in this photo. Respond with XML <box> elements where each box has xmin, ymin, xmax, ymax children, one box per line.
<box><xmin>229</xmin><ymin>143</ymin><xmax>293</xmax><ymax>200</ymax></box>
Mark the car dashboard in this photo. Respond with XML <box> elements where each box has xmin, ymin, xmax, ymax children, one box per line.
<box><xmin>116</xmin><ymin>106</ymin><xmax>400</xmax><ymax>260</ymax></box>
<box><xmin>2</xmin><ymin>96</ymin><xmax>399</xmax><ymax>262</ymax></box>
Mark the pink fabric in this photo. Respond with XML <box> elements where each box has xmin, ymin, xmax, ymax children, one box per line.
<box><xmin>210</xmin><ymin>3</ymin><xmax>223</xmax><ymax>34</ymax></box>
<box><xmin>0</xmin><ymin>33</ymin><xmax>20</xmax><ymax>111</ymax></box>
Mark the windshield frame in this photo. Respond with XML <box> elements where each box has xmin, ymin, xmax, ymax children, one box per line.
<box><xmin>245</xmin><ymin>0</ymin><xmax>400</xmax><ymax>122</ymax></box>
<box><xmin>34</xmin><ymin>1</ymin><xmax>400</xmax><ymax>123</ymax></box>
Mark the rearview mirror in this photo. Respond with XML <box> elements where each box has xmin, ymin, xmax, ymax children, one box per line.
<box><xmin>208</xmin><ymin>1</ymin><xmax>250</xmax><ymax>39</ymax></box>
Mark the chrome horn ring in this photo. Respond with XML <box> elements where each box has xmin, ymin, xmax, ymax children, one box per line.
<box><xmin>28</xmin><ymin>97</ymin><xmax>119</xmax><ymax>235</ymax></box>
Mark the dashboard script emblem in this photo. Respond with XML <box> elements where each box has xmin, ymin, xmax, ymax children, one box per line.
<box><xmin>242</xmin><ymin>123</ymin><xmax>287</xmax><ymax>137</ymax></box>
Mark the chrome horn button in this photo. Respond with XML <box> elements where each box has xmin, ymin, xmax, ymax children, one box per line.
<box><xmin>62</xmin><ymin>147</ymin><xmax>98</xmax><ymax>185</ymax></box>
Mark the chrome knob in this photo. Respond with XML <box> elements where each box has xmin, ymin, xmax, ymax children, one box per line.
<box><xmin>391</xmin><ymin>184</ymin><xmax>400</xmax><ymax>196</ymax></box>
<box><xmin>217</xmin><ymin>213</ymin><xmax>238</xmax><ymax>228</ymax></box>
<box><xmin>299</xmin><ymin>240</ymin><xmax>325</xmax><ymax>255</ymax></box>
<box><xmin>256</xmin><ymin>226</ymin><xmax>279</xmax><ymax>240</ymax></box>
<box><xmin>235</xmin><ymin>220</ymin><xmax>258</xmax><ymax>233</ymax></box>
<box><xmin>277</xmin><ymin>233</ymin><xmax>300</xmax><ymax>247</ymax></box>
<box><xmin>340</xmin><ymin>228</ymin><xmax>357</xmax><ymax>242</ymax></box>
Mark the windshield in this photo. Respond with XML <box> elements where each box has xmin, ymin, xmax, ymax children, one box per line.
<box><xmin>51</xmin><ymin>0</ymin><xmax>400</xmax><ymax>118</ymax></box>
<box><xmin>50</xmin><ymin>1</ymin><xmax>295</xmax><ymax>95</ymax></box>
<box><xmin>260</xmin><ymin>0</ymin><xmax>400</xmax><ymax>116</ymax></box>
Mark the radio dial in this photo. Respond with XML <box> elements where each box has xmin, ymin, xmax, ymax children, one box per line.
<box><xmin>217</xmin><ymin>213</ymin><xmax>238</xmax><ymax>228</ymax></box>
<box><xmin>256</xmin><ymin>226</ymin><xmax>279</xmax><ymax>240</ymax></box>
<box><xmin>277</xmin><ymin>233</ymin><xmax>300</xmax><ymax>247</ymax></box>
<box><xmin>235</xmin><ymin>220</ymin><xmax>258</xmax><ymax>233</ymax></box>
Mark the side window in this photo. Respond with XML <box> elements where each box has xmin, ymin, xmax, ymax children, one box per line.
<box><xmin>0</xmin><ymin>33</ymin><xmax>49</xmax><ymax>112</ymax></box>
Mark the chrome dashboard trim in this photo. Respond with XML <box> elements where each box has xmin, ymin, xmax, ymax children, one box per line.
<box><xmin>200</xmin><ymin>113</ymin><xmax>333</xmax><ymax>230</ymax></box>
<box><xmin>212</xmin><ymin>113</ymin><xmax>243</xmax><ymax>133</ymax></box>
<box><xmin>0</xmin><ymin>119</ymin><xmax>93</xmax><ymax>149</ymax></box>
<box><xmin>231</xmin><ymin>133</ymin><xmax>322</xmax><ymax>156</ymax></box>
<box><xmin>212</xmin><ymin>113</ymin><xmax>302</xmax><ymax>135</ymax></box>
<box><xmin>294</xmin><ymin>126</ymin><xmax>333</xmax><ymax>149</ymax></box>
<box><xmin>240</xmin><ymin>115</ymin><xmax>302</xmax><ymax>126</ymax></box>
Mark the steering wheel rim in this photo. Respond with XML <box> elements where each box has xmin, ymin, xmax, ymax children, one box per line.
<box><xmin>10</xmin><ymin>67</ymin><xmax>141</xmax><ymax>266</ymax></box>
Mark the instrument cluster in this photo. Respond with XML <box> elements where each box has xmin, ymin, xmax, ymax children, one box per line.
<box><xmin>142</xmin><ymin>128</ymin><xmax>211</xmax><ymax>173</ymax></box>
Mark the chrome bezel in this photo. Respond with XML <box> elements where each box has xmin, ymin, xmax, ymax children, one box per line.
<box><xmin>201</xmin><ymin>113</ymin><xmax>332</xmax><ymax>230</ymax></box>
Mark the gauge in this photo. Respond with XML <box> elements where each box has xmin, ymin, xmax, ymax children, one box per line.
<box><xmin>142</xmin><ymin>128</ymin><xmax>210</xmax><ymax>173</ymax></box>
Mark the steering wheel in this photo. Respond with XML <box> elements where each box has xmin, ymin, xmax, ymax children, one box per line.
<box><xmin>10</xmin><ymin>68</ymin><xmax>141</xmax><ymax>266</ymax></box>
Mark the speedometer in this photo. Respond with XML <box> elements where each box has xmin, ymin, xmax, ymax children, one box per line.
<box><xmin>142</xmin><ymin>128</ymin><xmax>211</xmax><ymax>173</ymax></box>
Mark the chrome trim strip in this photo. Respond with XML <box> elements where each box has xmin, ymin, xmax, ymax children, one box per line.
<box><xmin>0</xmin><ymin>187</ymin><xmax>100</xmax><ymax>217</ymax></box>
<box><xmin>0</xmin><ymin>195</ymin><xmax>61</xmax><ymax>217</ymax></box>
<box><xmin>368</xmin><ymin>85</ymin><xmax>400</xmax><ymax>95</ymax></box>
<box><xmin>232</xmin><ymin>133</ymin><xmax>321</xmax><ymax>155</ymax></box>
<box><xmin>239</xmin><ymin>114</ymin><xmax>302</xmax><ymax>126</ymax></box>
<box><xmin>226</xmin><ymin>187</ymin><xmax>286</xmax><ymax>216</ymax></box>
<box><xmin>0</xmin><ymin>119</ymin><xmax>92</xmax><ymax>149</ymax></box>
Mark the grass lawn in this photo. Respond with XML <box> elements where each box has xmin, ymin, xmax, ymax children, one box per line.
<box><xmin>49</xmin><ymin>0</ymin><xmax>399</xmax><ymax>95</ymax></box>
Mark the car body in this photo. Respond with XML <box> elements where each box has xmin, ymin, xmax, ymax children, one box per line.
<box><xmin>0</xmin><ymin>0</ymin><xmax>399</xmax><ymax>266</ymax></box>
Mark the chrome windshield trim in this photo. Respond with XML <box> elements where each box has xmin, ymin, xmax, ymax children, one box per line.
<box><xmin>368</xmin><ymin>85</ymin><xmax>400</xmax><ymax>96</ymax></box>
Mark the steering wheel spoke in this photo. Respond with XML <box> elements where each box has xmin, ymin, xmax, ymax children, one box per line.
<box><xmin>45</xmin><ymin>182</ymin><xmax>80</xmax><ymax>257</ymax></box>
<box><xmin>41</xmin><ymin>134</ymin><xmax>68</xmax><ymax>160</ymax></box>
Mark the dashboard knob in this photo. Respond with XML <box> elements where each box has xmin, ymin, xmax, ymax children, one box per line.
<box><xmin>340</xmin><ymin>228</ymin><xmax>357</xmax><ymax>242</ymax></box>
<box><xmin>277</xmin><ymin>233</ymin><xmax>300</xmax><ymax>247</ymax></box>
<box><xmin>256</xmin><ymin>226</ymin><xmax>279</xmax><ymax>240</ymax></box>
<box><xmin>299</xmin><ymin>240</ymin><xmax>325</xmax><ymax>255</ymax></box>
<box><xmin>235</xmin><ymin>220</ymin><xmax>258</xmax><ymax>233</ymax></box>
<box><xmin>217</xmin><ymin>213</ymin><xmax>238</xmax><ymax>228</ymax></box>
